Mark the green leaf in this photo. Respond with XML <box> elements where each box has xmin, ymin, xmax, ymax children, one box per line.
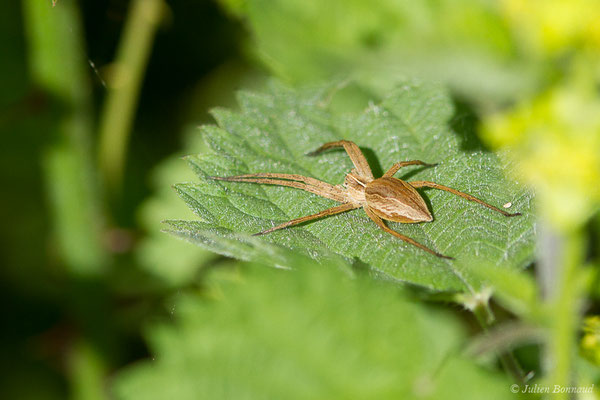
<box><xmin>112</xmin><ymin>262</ymin><xmax>516</xmax><ymax>400</ymax></box>
<box><xmin>217</xmin><ymin>0</ymin><xmax>540</xmax><ymax>103</ymax></box>
<box><xmin>169</xmin><ymin>80</ymin><xmax>535</xmax><ymax>292</ymax></box>
<box><xmin>462</xmin><ymin>261</ymin><xmax>540</xmax><ymax>319</ymax></box>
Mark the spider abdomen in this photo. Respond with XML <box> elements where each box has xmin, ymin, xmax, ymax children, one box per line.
<box><xmin>364</xmin><ymin>177</ymin><xmax>433</xmax><ymax>223</ymax></box>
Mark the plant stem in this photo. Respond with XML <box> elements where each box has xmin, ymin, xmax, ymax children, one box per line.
<box><xmin>98</xmin><ymin>0</ymin><xmax>164</xmax><ymax>194</ymax></box>
<box><xmin>22</xmin><ymin>0</ymin><xmax>108</xmax><ymax>275</ymax></box>
<box><xmin>473</xmin><ymin>304</ymin><xmax>526</xmax><ymax>385</ymax></box>
<box><xmin>542</xmin><ymin>228</ymin><xmax>584</xmax><ymax>400</ymax></box>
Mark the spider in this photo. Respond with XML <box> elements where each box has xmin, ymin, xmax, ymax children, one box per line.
<box><xmin>211</xmin><ymin>140</ymin><xmax>521</xmax><ymax>259</ymax></box>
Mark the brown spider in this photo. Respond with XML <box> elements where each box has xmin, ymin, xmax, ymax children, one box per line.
<box><xmin>211</xmin><ymin>140</ymin><xmax>521</xmax><ymax>259</ymax></box>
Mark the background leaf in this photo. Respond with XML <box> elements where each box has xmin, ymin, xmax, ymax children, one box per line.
<box><xmin>113</xmin><ymin>261</ymin><xmax>517</xmax><ymax>400</ymax></box>
<box><xmin>169</xmin><ymin>80</ymin><xmax>535</xmax><ymax>293</ymax></box>
<box><xmin>217</xmin><ymin>0</ymin><xmax>541</xmax><ymax>104</ymax></box>
<box><xmin>134</xmin><ymin>130</ymin><xmax>215</xmax><ymax>286</ymax></box>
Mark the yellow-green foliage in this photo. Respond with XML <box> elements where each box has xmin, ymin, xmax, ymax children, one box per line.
<box><xmin>482</xmin><ymin>86</ymin><xmax>600</xmax><ymax>230</ymax></box>
<box><xmin>581</xmin><ymin>316</ymin><xmax>600</xmax><ymax>366</ymax></box>
<box><xmin>501</xmin><ymin>0</ymin><xmax>600</xmax><ymax>54</ymax></box>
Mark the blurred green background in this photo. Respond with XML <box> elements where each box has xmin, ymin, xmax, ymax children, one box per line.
<box><xmin>2</xmin><ymin>0</ymin><xmax>599</xmax><ymax>398</ymax></box>
<box><xmin>1</xmin><ymin>0</ymin><xmax>253</xmax><ymax>398</ymax></box>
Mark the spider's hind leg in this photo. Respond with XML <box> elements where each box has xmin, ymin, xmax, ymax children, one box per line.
<box><xmin>409</xmin><ymin>181</ymin><xmax>522</xmax><ymax>217</ymax></box>
<box><xmin>364</xmin><ymin>207</ymin><xmax>453</xmax><ymax>259</ymax></box>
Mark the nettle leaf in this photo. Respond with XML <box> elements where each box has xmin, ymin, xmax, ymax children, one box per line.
<box><xmin>168</xmin><ymin>80</ymin><xmax>535</xmax><ymax>292</ymax></box>
<box><xmin>113</xmin><ymin>262</ymin><xmax>514</xmax><ymax>400</ymax></box>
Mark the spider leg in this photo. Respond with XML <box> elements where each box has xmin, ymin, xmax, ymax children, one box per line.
<box><xmin>383</xmin><ymin>160</ymin><xmax>437</xmax><ymax>178</ymax></box>
<box><xmin>364</xmin><ymin>207</ymin><xmax>453</xmax><ymax>259</ymax></box>
<box><xmin>213</xmin><ymin>172</ymin><xmax>332</xmax><ymax>189</ymax></box>
<box><xmin>254</xmin><ymin>202</ymin><xmax>360</xmax><ymax>236</ymax></box>
<box><xmin>211</xmin><ymin>173</ymin><xmax>347</xmax><ymax>203</ymax></box>
<box><xmin>409</xmin><ymin>181</ymin><xmax>522</xmax><ymax>217</ymax></box>
<box><xmin>306</xmin><ymin>140</ymin><xmax>374</xmax><ymax>180</ymax></box>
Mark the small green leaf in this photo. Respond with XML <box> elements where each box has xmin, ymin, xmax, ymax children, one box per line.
<box><xmin>463</xmin><ymin>261</ymin><xmax>539</xmax><ymax>319</ymax></box>
<box><xmin>169</xmin><ymin>80</ymin><xmax>535</xmax><ymax>292</ymax></box>
<box><xmin>113</xmin><ymin>262</ymin><xmax>515</xmax><ymax>400</ymax></box>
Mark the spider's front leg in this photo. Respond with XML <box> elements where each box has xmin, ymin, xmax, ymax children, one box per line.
<box><xmin>307</xmin><ymin>140</ymin><xmax>374</xmax><ymax>180</ymax></box>
<box><xmin>383</xmin><ymin>160</ymin><xmax>437</xmax><ymax>178</ymax></box>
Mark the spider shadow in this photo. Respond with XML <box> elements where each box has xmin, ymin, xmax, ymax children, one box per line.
<box><xmin>413</xmin><ymin>188</ymin><xmax>436</xmax><ymax>221</ymax></box>
<box><xmin>449</xmin><ymin>95</ymin><xmax>489</xmax><ymax>152</ymax></box>
<box><xmin>399</xmin><ymin>166</ymin><xmax>434</xmax><ymax>181</ymax></box>
<box><xmin>359</xmin><ymin>147</ymin><xmax>384</xmax><ymax>178</ymax></box>
<box><xmin>361</xmin><ymin>147</ymin><xmax>438</xmax><ymax>181</ymax></box>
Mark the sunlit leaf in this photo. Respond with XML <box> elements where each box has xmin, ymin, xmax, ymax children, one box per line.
<box><xmin>168</xmin><ymin>80</ymin><xmax>535</xmax><ymax>292</ymax></box>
